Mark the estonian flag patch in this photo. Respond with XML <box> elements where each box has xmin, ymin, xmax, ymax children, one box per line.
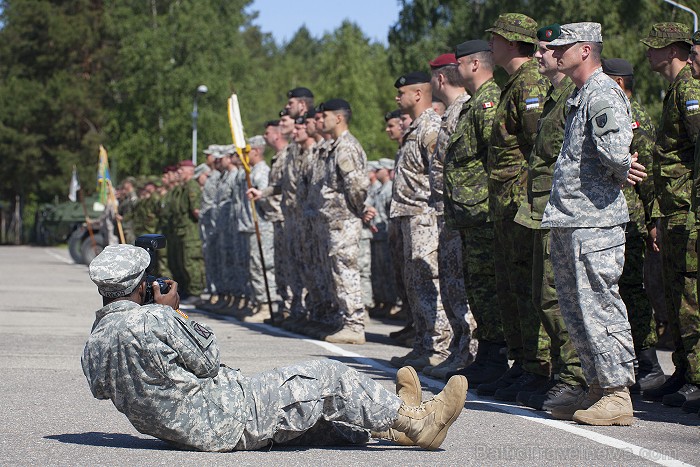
<box><xmin>525</xmin><ymin>97</ymin><xmax>540</xmax><ymax>110</ymax></box>
<box><xmin>686</xmin><ymin>100</ymin><xmax>699</xmax><ymax>111</ymax></box>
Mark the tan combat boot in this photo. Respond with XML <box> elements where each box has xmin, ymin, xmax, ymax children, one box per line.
<box><xmin>550</xmin><ymin>383</ymin><xmax>603</xmax><ymax>420</ymax></box>
<box><xmin>242</xmin><ymin>303</ymin><xmax>272</xmax><ymax>323</ymax></box>
<box><xmin>324</xmin><ymin>326</ymin><xmax>366</xmax><ymax>345</ymax></box>
<box><xmin>405</xmin><ymin>352</ymin><xmax>448</xmax><ymax>372</ymax></box>
<box><xmin>390</xmin><ymin>375</ymin><xmax>468</xmax><ymax>450</ymax></box>
<box><xmin>372</xmin><ymin>366</ymin><xmax>422</xmax><ymax>446</ymax></box>
<box><xmin>572</xmin><ymin>387</ymin><xmax>634</xmax><ymax>426</ymax></box>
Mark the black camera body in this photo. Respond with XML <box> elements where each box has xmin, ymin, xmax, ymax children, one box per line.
<box><xmin>135</xmin><ymin>234</ymin><xmax>171</xmax><ymax>304</ymax></box>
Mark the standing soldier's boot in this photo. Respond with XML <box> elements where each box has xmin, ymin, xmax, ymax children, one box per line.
<box><xmin>572</xmin><ymin>387</ymin><xmax>634</xmax><ymax>426</ymax></box>
<box><xmin>629</xmin><ymin>347</ymin><xmax>666</xmax><ymax>393</ymax></box>
<box><xmin>550</xmin><ymin>383</ymin><xmax>603</xmax><ymax>420</ymax></box>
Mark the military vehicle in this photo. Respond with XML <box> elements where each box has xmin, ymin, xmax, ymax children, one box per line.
<box><xmin>34</xmin><ymin>195</ymin><xmax>108</xmax><ymax>264</ymax></box>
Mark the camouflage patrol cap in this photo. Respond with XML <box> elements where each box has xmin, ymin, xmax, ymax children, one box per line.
<box><xmin>368</xmin><ymin>160</ymin><xmax>381</xmax><ymax>171</ymax></box>
<box><xmin>89</xmin><ymin>244</ymin><xmax>150</xmax><ymax>298</ymax></box>
<box><xmin>247</xmin><ymin>135</ymin><xmax>265</xmax><ymax>148</ymax></box>
<box><xmin>640</xmin><ymin>22</ymin><xmax>692</xmax><ymax>48</ymax></box>
<box><xmin>486</xmin><ymin>13</ymin><xmax>538</xmax><ymax>45</ymax></box>
<box><xmin>194</xmin><ymin>163</ymin><xmax>210</xmax><ymax>178</ymax></box>
<box><xmin>547</xmin><ymin>22</ymin><xmax>602</xmax><ymax>47</ymax></box>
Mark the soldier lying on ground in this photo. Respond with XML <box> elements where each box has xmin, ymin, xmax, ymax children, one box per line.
<box><xmin>81</xmin><ymin>244</ymin><xmax>468</xmax><ymax>451</ymax></box>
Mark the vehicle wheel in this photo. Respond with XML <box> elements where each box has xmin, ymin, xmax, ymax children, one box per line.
<box><xmin>80</xmin><ymin>234</ymin><xmax>105</xmax><ymax>265</ymax></box>
<box><xmin>68</xmin><ymin>228</ymin><xmax>85</xmax><ymax>264</ymax></box>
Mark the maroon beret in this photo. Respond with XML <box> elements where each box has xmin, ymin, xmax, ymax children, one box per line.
<box><xmin>178</xmin><ymin>159</ymin><xmax>194</xmax><ymax>168</ymax></box>
<box><xmin>429</xmin><ymin>53</ymin><xmax>458</xmax><ymax>69</ymax></box>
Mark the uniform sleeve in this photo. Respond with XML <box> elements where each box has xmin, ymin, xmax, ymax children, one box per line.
<box><xmin>151</xmin><ymin>307</ymin><xmax>221</xmax><ymax>379</ymax></box>
<box><xmin>337</xmin><ymin>142</ymin><xmax>370</xmax><ymax>217</ymax></box>
<box><xmin>588</xmin><ymin>93</ymin><xmax>632</xmax><ymax>183</ymax></box>
<box><xmin>630</xmin><ymin>107</ymin><xmax>657</xmax><ymax>226</ymax></box>
<box><xmin>518</xmin><ymin>79</ymin><xmax>549</xmax><ymax>149</ymax></box>
<box><xmin>678</xmin><ymin>83</ymin><xmax>700</xmax><ymax>144</ymax></box>
<box><xmin>475</xmin><ymin>94</ymin><xmax>499</xmax><ymax>164</ymax></box>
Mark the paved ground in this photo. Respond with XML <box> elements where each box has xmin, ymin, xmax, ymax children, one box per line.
<box><xmin>1</xmin><ymin>245</ymin><xmax>698</xmax><ymax>466</ymax></box>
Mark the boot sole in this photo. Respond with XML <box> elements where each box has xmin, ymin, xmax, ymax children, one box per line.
<box><xmin>572</xmin><ymin>413</ymin><xmax>634</xmax><ymax>426</ymax></box>
<box><xmin>423</xmin><ymin>376</ymin><xmax>468</xmax><ymax>450</ymax></box>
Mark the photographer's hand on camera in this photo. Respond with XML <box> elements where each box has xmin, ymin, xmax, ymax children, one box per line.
<box><xmin>154</xmin><ymin>279</ymin><xmax>180</xmax><ymax>310</ymax></box>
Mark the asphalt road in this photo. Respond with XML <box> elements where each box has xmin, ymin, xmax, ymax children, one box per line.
<box><xmin>1</xmin><ymin>245</ymin><xmax>698</xmax><ymax>466</ymax></box>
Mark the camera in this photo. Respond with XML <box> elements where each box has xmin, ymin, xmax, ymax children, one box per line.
<box><xmin>135</xmin><ymin>234</ymin><xmax>171</xmax><ymax>304</ymax></box>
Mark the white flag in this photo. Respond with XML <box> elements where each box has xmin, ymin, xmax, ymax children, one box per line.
<box><xmin>68</xmin><ymin>166</ymin><xmax>80</xmax><ymax>202</ymax></box>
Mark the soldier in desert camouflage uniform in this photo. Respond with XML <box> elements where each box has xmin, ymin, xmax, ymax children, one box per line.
<box><xmin>389</xmin><ymin>72</ymin><xmax>451</xmax><ymax>370</ymax></box>
<box><xmin>82</xmin><ymin>244</ymin><xmax>467</xmax><ymax>452</ymax></box>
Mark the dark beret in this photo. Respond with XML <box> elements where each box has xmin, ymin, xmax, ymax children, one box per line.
<box><xmin>602</xmin><ymin>58</ymin><xmax>634</xmax><ymax>77</ymax></box>
<box><xmin>394</xmin><ymin>71</ymin><xmax>431</xmax><ymax>88</ymax></box>
<box><xmin>294</xmin><ymin>116</ymin><xmax>306</xmax><ymax>125</ymax></box>
<box><xmin>163</xmin><ymin>165</ymin><xmax>177</xmax><ymax>174</ymax></box>
<box><xmin>320</xmin><ymin>98</ymin><xmax>351</xmax><ymax>112</ymax></box>
<box><xmin>287</xmin><ymin>87</ymin><xmax>314</xmax><ymax>98</ymax></box>
<box><xmin>384</xmin><ymin>109</ymin><xmax>402</xmax><ymax>121</ymax></box>
<box><xmin>178</xmin><ymin>159</ymin><xmax>194</xmax><ymax>168</ymax></box>
<box><xmin>305</xmin><ymin>108</ymin><xmax>317</xmax><ymax>118</ymax></box>
<box><xmin>454</xmin><ymin>40</ymin><xmax>491</xmax><ymax>59</ymax></box>
<box><xmin>279</xmin><ymin>108</ymin><xmax>289</xmax><ymax>117</ymax></box>
<box><xmin>314</xmin><ymin>104</ymin><xmax>324</xmax><ymax>113</ymax></box>
<box><xmin>537</xmin><ymin>24</ymin><xmax>561</xmax><ymax>42</ymax></box>
<box><xmin>264</xmin><ymin>119</ymin><xmax>280</xmax><ymax>127</ymax></box>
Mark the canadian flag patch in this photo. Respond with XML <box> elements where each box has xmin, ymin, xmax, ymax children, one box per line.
<box><xmin>483</xmin><ymin>101</ymin><xmax>494</xmax><ymax>109</ymax></box>
<box><xmin>631</xmin><ymin>121</ymin><xmax>640</xmax><ymax>130</ymax></box>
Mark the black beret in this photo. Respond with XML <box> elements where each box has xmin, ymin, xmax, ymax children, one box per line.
<box><xmin>287</xmin><ymin>87</ymin><xmax>314</xmax><ymax>98</ymax></box>
<box><xmin>314</xmin><ymin>104</ymin><xmax>324</xmax><ymax>113</ymax></box>
<box><xmin>264</xmin><ymin>119</ymin><xmax>280</xmax><ymax>127</ymax></box>
<box><xmin>394</xmin><ymin>71</ymin><xmax>431</xmax><ymax>88</ymax></box>
<box><xmin>279</xmin><ymin>108</ymin><xmax>289</xmax><ymax>117</ymax></box>
<box><xmin>454</xmin><ymin>40</ymin><xmax>490</xmax><ymax>59</ymax></box>
<box><xmin>294</xmin><ymin>116</ymin><xmax>306</xmax><ymax>125</ymax></box>
<box><xmin>602</xmin><ymin>58</ymin><xmax>634</xmax><ymax>77</ymax></box>
<box><xmin>305</xmin><ymin>108</ymin><xmax>317</xmax><ymax>118</ymax></box>
<box><xmin>537</xmin><ymin>24</ymin><xmax>561</xmax><ymax>42</ymax></box>
<box><xmin>384</xmin><ymin>109</ymin><xmax>402</xmax><ymax>121</ymax></box>
<box><xmin>320</xmin><ymin>98</ymin><xmax>351</xmax><ymax>112</ymax></box>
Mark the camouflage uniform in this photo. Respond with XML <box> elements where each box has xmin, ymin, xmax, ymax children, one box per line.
<box><xmin>216</xmin><ymin>168</ymin><xmax>240</xmax><ymax>297</ymax></box>
<box><xmin>541</xmin><ymin>68</ymin><xmax>635</xmax><ymax>388</ymax></box>
<box><xmin>280</xmin><ymin>143</ymin><xmax>305</xmax><ymax>315</ymax></box>
<box><xmin>371</xmin><ymin>178</ymin><xmax>397</xmax><ymax>306</ymax></box>
<box><xmin>360</xmin><ymin>179</ymin><xmax>382</xmax><ymax>309</ymax></box>
<box><xmin>489</xmin><ymin>57</ymin><xmax>551</xmax><ymax>376</ymax></box>
<box><xmin>174</xmin><ymin>178</ymin><xmax>205</xmax><ymax>297</ymax></box>
<box><xmin>443</xmin><ymin>78</ymin><xmax>503</xmax><ymax>346</ymax></box>
<box><xmin>200</xmin><ymin>168</ymin><xmax>221</xmax><ymax>296</ymax></box>
<box><xmin>257</xmin><ymin>147</ymin><xmax>290</xmax><ymax>312</ymax></box>
<box><xmin>81</xmin><ymin>245</ymin><xmax>401</xmax><ymax>451</ymax></box>
<box><xmin>155</xmin><ymin>189</ymin><xmax>173</xmax><ymax>277</ymax></box>
<box><xmin>391</xmin><ymin>108</ymin><xmax>450</xmax><ymax>356</ymax></box>
<box><xmin>433</xmin><ymin>92</ymin><xmax>476</xmax><ymax>359</ymax></box>
<box><xmin>119</xmin><ymin>189</ymin><xmax>138</xmax><ymax>245</ymax></box>
<box><xmin>515</xmin><ymin>76</ymin><xmax>584</xmax><ymax>386</ymax></box>
<box><xmin>652</xmin><ymin>64</ymin><xmax>700</xmax><ymax>384</ymax></box>
<box><xmin>237</xmin><ymin>161</ymin><xmax>277</xmax><ymax>306</ymax></box>
<box><xmin>318</xmin><ymin>131</ymin><xmax>369</xmax><ymax>332</ymax></box>
<box><xmin>620</xmin><ymin>100</ymin><xmax>657</xmax><ymax>352</ymax></box>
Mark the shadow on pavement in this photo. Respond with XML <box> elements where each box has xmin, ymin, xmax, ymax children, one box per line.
<box><xmin>45</xmin><ymin>432</ymin><xmax>169</xmax><ymax>450</ymax></box>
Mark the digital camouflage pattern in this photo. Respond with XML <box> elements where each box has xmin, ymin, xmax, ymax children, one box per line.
<box><xmin>489</xmin><ymin>58</ymin><xmax>550</xmax><ymax>376</ymax></box>
<box><xmin>89</xmin><ymin>244</ymin><xmax>150</xmax><ymax>297</ymax></box>
<box><xmin>515</xmin><ymin>76</ymin><xmax>584</xmax><ymax>385</ymax></box>
<box><xmin>431</xmin><ymin>92</ymin><xmax>470</xmax><ymax>213</ymax></box>
<box><xmin>549</xmin><ymin>226</ymin><xmax>636</xmax><ymax>388</ymax></box>
<box><xmin>547</xmin><ymin>22</ymin><xmax>602</xmax><ymax>47</ymax></box>
<box><xmin>200</xmin><ymin>169</ymin><xmax>221</xmax><ymax>295</ymax></box>
<box><xmin>488</xmin><ymin>58</ymin><xmax>549</xmax><ymax>222</ymax></box>
<box><xmin>390</xmin><ymin>108</ymin><xmax>441</xmax><ymax>218</ymax></box>
<box><xmin>544</xmin><ymin>68</ymin><xmax>635</xmax><ymax>388</ymax></box>
<box><xmin>486</xmin><ymin>13</ymin><xmax>538</xmax><ymax>44</ymax></box>
<box><xmin>652</xmin><ymin>64</ymin><xmax>700</xmax><ymax>384</ymax></box>
<box><xmin>621</xmin><ymin>99</ymin><xmax>658</xmax><ymax>352</ymax></box>
<box><xmin>216</xmin><ymin>168</ymin><xmax>243</xmax><ymax>295</ymax></box>
<box><xmin>371</xmin><ymin>179</ymin><xmax>397</xmax><ymax>305</ymax></box>
<box><xmin>443</xmin><ymin>78</ymin><xmax>503</xmax><ymax>345</ymax></box>
<box><xmin>640</xmin><ymin>22</ymin><xmax>692</xmax><ymax>49</ymax></box>
<box><xmin>443</xmin><ymin>78</ymin><xmax>500</xmax><ymax>230</ymax></box>
<box><xmin>542</xmin><ymin>69</ymin><xmax>633</xmax><ymax>228</ymax></box>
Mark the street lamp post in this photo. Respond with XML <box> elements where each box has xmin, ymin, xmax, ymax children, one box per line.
<box><xmin>191</xmin><ymin>84</ymin><xmax>208</xmax><ymax>165</ymax></box>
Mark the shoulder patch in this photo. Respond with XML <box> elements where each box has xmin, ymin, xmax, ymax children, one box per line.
<box><xmin>525</xmin><ymin>97</ymin><xmax>540</xmax><ymax>110</ymax></box>
<box><xmin>631</xmin><ymin>120</ymin><xmax>640</xmax><ymax>130</ymax></box>
<box><xmin>686</xmin><ymin>99</ymin><xmax>699</xmax><ymax>111</ymax></box>
<box><xmin>595</xmin><ymin>113</ymin><xmax>608</xmax><ymax>128</ymax></box>
<box><xmin>171</xmin><ymin>308</ymin><xmax>215</xmax><ymax>349</ymax></box>
<box><xmin>337</xmin><ymin>153</ymin><xmax>357</xmax><ymax>174</ymax></box>
<box><xmin>482</xmin><ymin>101</ymin><xmax>494</xmax><ymax>109</ymax></box>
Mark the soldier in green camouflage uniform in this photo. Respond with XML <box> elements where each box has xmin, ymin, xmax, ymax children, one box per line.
<box><xmin>82</xmin><ymin>244</ymin><xmax>467</xmax><ymax>451</ymax></box>
<box><xmin>481</xmin><ymin>13</ymin><xmax>552</xmax><ymax>399</ymax></box>
<box><xmin>174</xmin><ymin>160</ymin><xmax>205</xmax><ymax>302</ymax></box>
<box><xmin>514</xmin><ymin>25</ymin><xmax>585</xmax><ymax>409</ymax></box>
<box><xmin>641</xmin><ymin>23</ymin><xmax>700</xmax><ymax>407</ymax></box>
<box><xmin>602</xmin><ymin>58</ymin><xmax>666</xmax><ymax>394</ymax></box>
<box><xmin>157</xmin><ymin>166</ymin><xmax>178</xmax><ymax>279</ymax></box>
<box><xmin>444</xmin><ymin>40</ymin><xmax>508</xmax><ymax>385</ymax></box>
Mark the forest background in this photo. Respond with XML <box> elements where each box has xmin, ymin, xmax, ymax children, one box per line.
<box><xmin>0</xmin><ymin>0</ymin><xmax>697</xmax><ymax>240</ymax></box>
